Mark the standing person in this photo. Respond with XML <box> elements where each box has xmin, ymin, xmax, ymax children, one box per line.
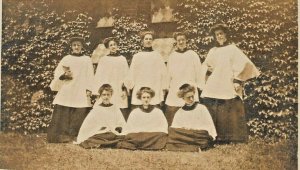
<box><xmin>93</xmin><ymin>37</ymin><xmax>130</xmax><ymax>119</ymax></box>
<box><xmin>75</xmin><ymin>84</ymin><xmax>126</xmax><ymax>149</ymax></box>
<box><xmin>167</xmin><ymin>84</ymin><xmax>216</xmax><ymax>152</ymax></box>
<box><xmin>126</xmin><ymin>31</ymin><xmax>168</xmax><ymax>111</ymax></box>
<box><xmin>47</xmin><ymin>36</ymin><xmax>94</xmax><ymax>143</ymax></box>
<box><xmin>165</xmin><ymin>32</ymin><xmax>203</xmax><ymax>126</ymax></box>
<box><xmin>118</xmin><ymin>87</ymin><xmax>168</xmax><ymax>150</ymax></box>
<box><xmin>201</xmin><ymin>24</ymin><xmax>260</xmax><ymax>143</ymax></box>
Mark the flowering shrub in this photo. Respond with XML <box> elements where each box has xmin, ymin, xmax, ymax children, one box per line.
<box><xmin>2</xmin><ymin>1</ymin><xmax>93</xmax><ymax>133</ymax></box>
<box><xmin>174</xmin><ymin>0</ymin><xmax>297</xmax><ymax>140</ymax></box>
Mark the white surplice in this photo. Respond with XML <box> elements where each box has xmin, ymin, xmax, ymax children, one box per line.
<box><xmin>123</xmin><ymin>107</ymin><xmax>168</xmax><ymax>134</ymax></box>
<box><xmin>50</xmin><ymin>55</ymin><xmax>94</xmax><ymax>107</ymax></box>
<box><xmin>171</xmin><ymin>103</ymin><xmax>217</xmax><ymax>139</ymax></box>
<box><xmin>93</xmin><ymin>55</ymin><xmax>129</xmax><ymax>108</ymax></box>
<box><xmin>201</xmin><ymin>44</ymin><xmax>260</xmax><ymax>99</ymax></box>
<box><xmin>166</xmin><ymin>50</ymin><xmax>203</xmax><ymax>107</ymax></box>
<box><xmin>127</xmin><ymin>51</ymin><xmax>168</xmax><ymax>105</ymax></box>
<box><xmin>75</xmin><ymin>104</ymin><xmax>126</xmax><ymax>143</ymax></box>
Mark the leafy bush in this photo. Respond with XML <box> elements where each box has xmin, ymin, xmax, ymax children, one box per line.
<box><xmin>174</xmin><ymin>0</ymin><xmax>297</xmax><ymax>140</ymax></box>
<box><xmin>2</xmin><ymin>0</ymin><xmax>297</xmax><ymax>140</ymax></box>
<box><xmin>2</xmin><ymin>1</ymin><xmax>93</xmax><ymax>133</ymax></box>
<box><xmin>111</xmin><ymin>9</ymin><xmax>149</xmax><ymax>64</ymax></box>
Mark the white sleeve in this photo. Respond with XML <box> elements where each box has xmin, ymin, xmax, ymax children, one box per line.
<box><xmin>201</xmin><ymin>106</ymin><xmax>217</xmax><ymax>140</ymax></box>
<box><xmin>192</xmin><ymin>51</ymin><xmax>204</xmax><ymax>90</ymax></box>
<box><xmin>49</xmin><ymin>56</ymin><xmax>67</xmax><ymax>91</ymax></box>
<box><xmin>231</xmin><ymin>45</ymin><xmax>260</xmax><ymax>81</ymax></box>
<box><xmin>92</xmin><ymin>57</ymin><xmax>105</xmax><ymax>94</ymax></box>
<box><xmin>85</xmin><ymin>57</ymin><xmax>95</xmax><ymax>92</ymax></box>
<box><xmin>121</xmin><ymin>57</ymin><xmax>130</xmax><ymax>90</ymax></box>
<box><xmin>76</xmin><ymin>107</ymin><xmax>104</xmax><ymax>143</ymax></box>
<box><xmin>125</xmin><ymin>55</ymin><xmax>138</xmax><ymax>90</ymax></box>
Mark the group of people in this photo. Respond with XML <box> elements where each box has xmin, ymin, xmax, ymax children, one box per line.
<box><xmin>47</xmin><ymin>24</ymin><xmax>260</xmax><ymax>152</ymax></box>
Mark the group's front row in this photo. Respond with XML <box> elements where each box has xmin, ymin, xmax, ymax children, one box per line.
<box><xmin>74</xmin><ymin>83</ymin><xmax>217</xmax><ymax>152</ymax></box>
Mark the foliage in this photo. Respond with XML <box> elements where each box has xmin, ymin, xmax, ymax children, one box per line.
<box><xmin>111</xmin><ymin>9</ymin><xmax>149</xmax><ymax>64</ymax></box>
<box><xmin>174</xmin><ymin>0</ymin><xmax>298</xmax><ymax>140</ymax></box>
<box><xmin>1</xmin><ymin>0</ymin><xmax>93</xmax><ymax>133</ymax></box>
<box><xmin>1</xmin><ymin>0</ymin><xmax>297</xmax><ymax>140</ymax></box>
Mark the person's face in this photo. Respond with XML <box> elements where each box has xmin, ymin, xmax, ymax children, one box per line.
<box><xmin>108</xmin><ymin>40</ymin><xmax>118</xmax><ymax>53</ymax></box>
<box><xmin>71</xmin><ymin>41</ymin><xmax>83</xmax><ymax>54</ymax></box>
<box><xmin>143</xmin><ymin>34</ymin><xmax>153</xmax><ymax>48</ymax></box>
<box><xmin>141</xmin><ymin>92</ymin><xmax>152</xmax><ymax>106</ymax></box>
<box><xmin>176</xmin><ymin>35</ymin><xmax>187</xmax><ymax>50</ymax></box>
<box><xmin>183</xmin><ymin>91</ymin><xmax>195</xmax><ymax>105</ymax></box>
<box><xmin>100</xmin><ymin>90</ymin><xmax>112</xmax><ymax>104</ymax></box>
<box><xmin>214</xmin><ymin>29</ymin><xmax>227</xmax><ymax>45</ymax></box>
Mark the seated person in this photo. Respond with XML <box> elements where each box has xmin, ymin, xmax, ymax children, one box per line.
<box><xmin>75</xmin><ymin>84</ymin><xmax>126</xmax><ymax>149</ymax></box>
<box><xmin>118</xmin><ymin>87</ymin><xmax>168</xmax><ymax>150</ymax></box>
<box><xmin>166</xmin><ymin>84</ymin><xmax>217</xmax><ymax>152</ymax></box>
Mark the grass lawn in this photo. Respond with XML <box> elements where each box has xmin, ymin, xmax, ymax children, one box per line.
<box><xmin>0</xmin><ymin>132</ymin><xmax>297</xmax><ymax>170</ymax></box>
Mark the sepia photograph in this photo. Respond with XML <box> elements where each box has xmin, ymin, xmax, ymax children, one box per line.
<box><xmin>0</xmin><ymin>0</ymin><xmax>298</xmax><ymax>169</ymax></box>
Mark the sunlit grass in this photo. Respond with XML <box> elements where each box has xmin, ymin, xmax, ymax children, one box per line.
<box><xmin>0</xmin><ymin>132</ymin><xmax>297</xmax><ymax>170</ymax></box>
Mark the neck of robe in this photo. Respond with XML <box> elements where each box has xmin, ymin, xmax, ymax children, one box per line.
<box><xmin>139</xmin><ymin>105</ymin><xmax>155</xmax><ymax>113</ymax></box>
<box><xmin>182</xmin><ymin>102</ymin><xmax>198</xmax><ymax>111</ymax></box>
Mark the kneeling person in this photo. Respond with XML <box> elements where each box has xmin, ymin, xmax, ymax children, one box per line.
<box><xmin>118</xmin><ymin>87</ymin><xmax>168</xmax><ymax>150</ymax></box>
<box><xmin>167</xmin><ymin>84</ymin><xmax>217</xmax><ymax>152</ymax></box>
<box><xmin>75</xmin><ymin>84</ymin><xmax>126</xmax><ymax>149</ymax></box>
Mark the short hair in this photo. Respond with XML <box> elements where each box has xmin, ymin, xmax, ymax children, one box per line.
<box><xmin>173</xmin><ymin>31</ymin><xmax>187</xmax><ymax>40</ymax></box>
<box><xmin>98</xmin><ymin>84</ymin><xmax>113</xmax><ymax>96</ymax></box>
<box><xmin>177</xmin><ymin>84</ymin><xmax>196</xmax><ymax>98</ymax></box>
<box><xmin>140</xmin><ymin>30</ymin><xmax>155</xmax><ymax>40</ymax></box>
<box><xmin>209</xmin><ymin>24</ymin><xmax>229</xmax><ymax>37</ymax></box>
<box><xmin>136</xmin><ymin>87</ymin><xmax>155</xmax><ymax>100</ymax></box>
<box><xmin>103</xmin><ymin>37</ymin><xmax>118</xmax><ymax>48</ymax></box>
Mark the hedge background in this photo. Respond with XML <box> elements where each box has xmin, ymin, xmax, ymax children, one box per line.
<box><xmin>1</xmin><ymin>0</ymin><xmax>297</xmax><ymax>140</ymax></box>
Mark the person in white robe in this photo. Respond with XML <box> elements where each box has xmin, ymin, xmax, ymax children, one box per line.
<box><xmin>75</xmin><ymin>84</ymin><xmax>126</xmax><ymax>148</ymax></box>
<box><xmin>165</xmin><ymin>32</ymin><xmax>203</xmax><ymax>126</ymax></box>
<box><xmin>126</xmin><ymin>31</ymin><xmax>168</xmax><ymax>111</ymax></box>
<box><xmin>200</xmin><ymin>24</ymin><xmax>260</xmax><ymax>143</ymax></box>
<box><xmin>47</xmin><ymin>37</ymin><xmax>94</xmax><ymax>143</ymax></box>
<box><xmin>166</xmin><ymin>84</ymin><xmax>216</xmax><ymax>152</ymax></box>
<box><xmin>118</xmin><ymin>87</ymin><xmax>168</xmax><ymax>150</ymax></box>
<box><xmin>93</xmin><ymin>37</ymin><xmax>130</xmax><ymax>119</ymax></box>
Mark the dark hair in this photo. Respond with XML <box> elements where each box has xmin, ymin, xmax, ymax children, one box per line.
<box><xmin>177</xmin><ymin>84</ymin><xmax>195</xmax><ymax>98</ymax></box>
<box><xmin>103</xmin><ymin>37</ymin><xmax>118</xmax><ymax>48</ymax></box>
<box><xmin>98</xmin><ymin>84</ymin><xmax>113</xmax><ymax>95</ymax></box>
<box><xmin>173</xmin><ymin>32</ymin><xmax>187</xmax><ymax>40</ymax></box>
<box><xmin>140</xmin><ymin>31</ymin><xmax>155</xmax><ymax>40</ymax></box>
<box><xmin>136</xmin><ymin>87</ymin><xmax>155</xmax><ymax>99</ymax></box>
<box><xmin>70</xmin><ymin>36</ymin><xmax>85</xmax><ymax>45</ymax></box>
<box><xmin>209</xmin><ymin>24</ymin><xmax>229</xmax><ymax>37</ymax></box>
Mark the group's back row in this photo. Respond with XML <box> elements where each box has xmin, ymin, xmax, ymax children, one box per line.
<box><xmin>47</xmin><ymin>24</ymin><xmax>260</xmax><ymax>151</ymax></box>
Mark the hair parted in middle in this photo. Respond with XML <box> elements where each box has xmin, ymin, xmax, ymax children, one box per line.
<box><xmin>98</xmin><ymin>84</ymin><xmax>113</xmax><ymax>96</ymax></box>
<box><xmin>136</xmin><ymin>87</ymin><xmax>155</xmax><ymax>99</ymax></box>
<box><xmin>173</xmin><ymin>31</ymin><xmax>188</xmax><ymax>40</ymax></box>
<box><xmin>139</xmin><ymin>30</ymin><xmax>155</xmax><ymax>40</ymax></box>
<box><xmin>209</xmin><ymin>23</ymin><xmax>230</xmax><ymax>37</ymax></box>
<box><xmin>103</xmin><ymin>37</ymin><xmax>118</xmax><ymax>48</ymax></box>
<box><xmin>177</xmin><ymin>84</ymin><xmax>196</xmax><ymax>98</ymax></box>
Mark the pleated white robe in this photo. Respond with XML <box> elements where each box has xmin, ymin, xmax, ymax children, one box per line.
<box><xmin>93</xmin><ymin>55</ymin><xmax>129</xmax><ymax>108</ymax></box>
<box><xmin>127</xmin><ymin>51</ymin><xmax>168</xmax><ymax>105</ymax></box>
<box><xmin>166</xmin><ymin>50</ymin><xmax>203</xmax><ymax>107</ymax></box>
<box><xmin>201</xmin><ymin>44</ymin><xmax>260</xmax><ymax>99</ymax></box>
<box><xmin>171</xmin><ymin>103</ymin><xmax>217</xmax><ymax>139</ymax></box>
<box><xmin>50</xmin><ymin>55</ymin><xmax>94</xmax><ymax>107</ymax></box>
<box><xmin>75</xmin><ymin>104</ymin><xmax>126</xmax><ymax>144</ymax></box>
<box><xmin>123</xmin><ymin>107</ymin><xmax>168</xmax><ymax>134</ymax></box>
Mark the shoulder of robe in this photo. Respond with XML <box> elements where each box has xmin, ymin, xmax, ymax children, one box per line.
<box><xmin>196</xmin><ymin>104</ymin><xmax>209</xmax><ymax>112</ymax></box>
